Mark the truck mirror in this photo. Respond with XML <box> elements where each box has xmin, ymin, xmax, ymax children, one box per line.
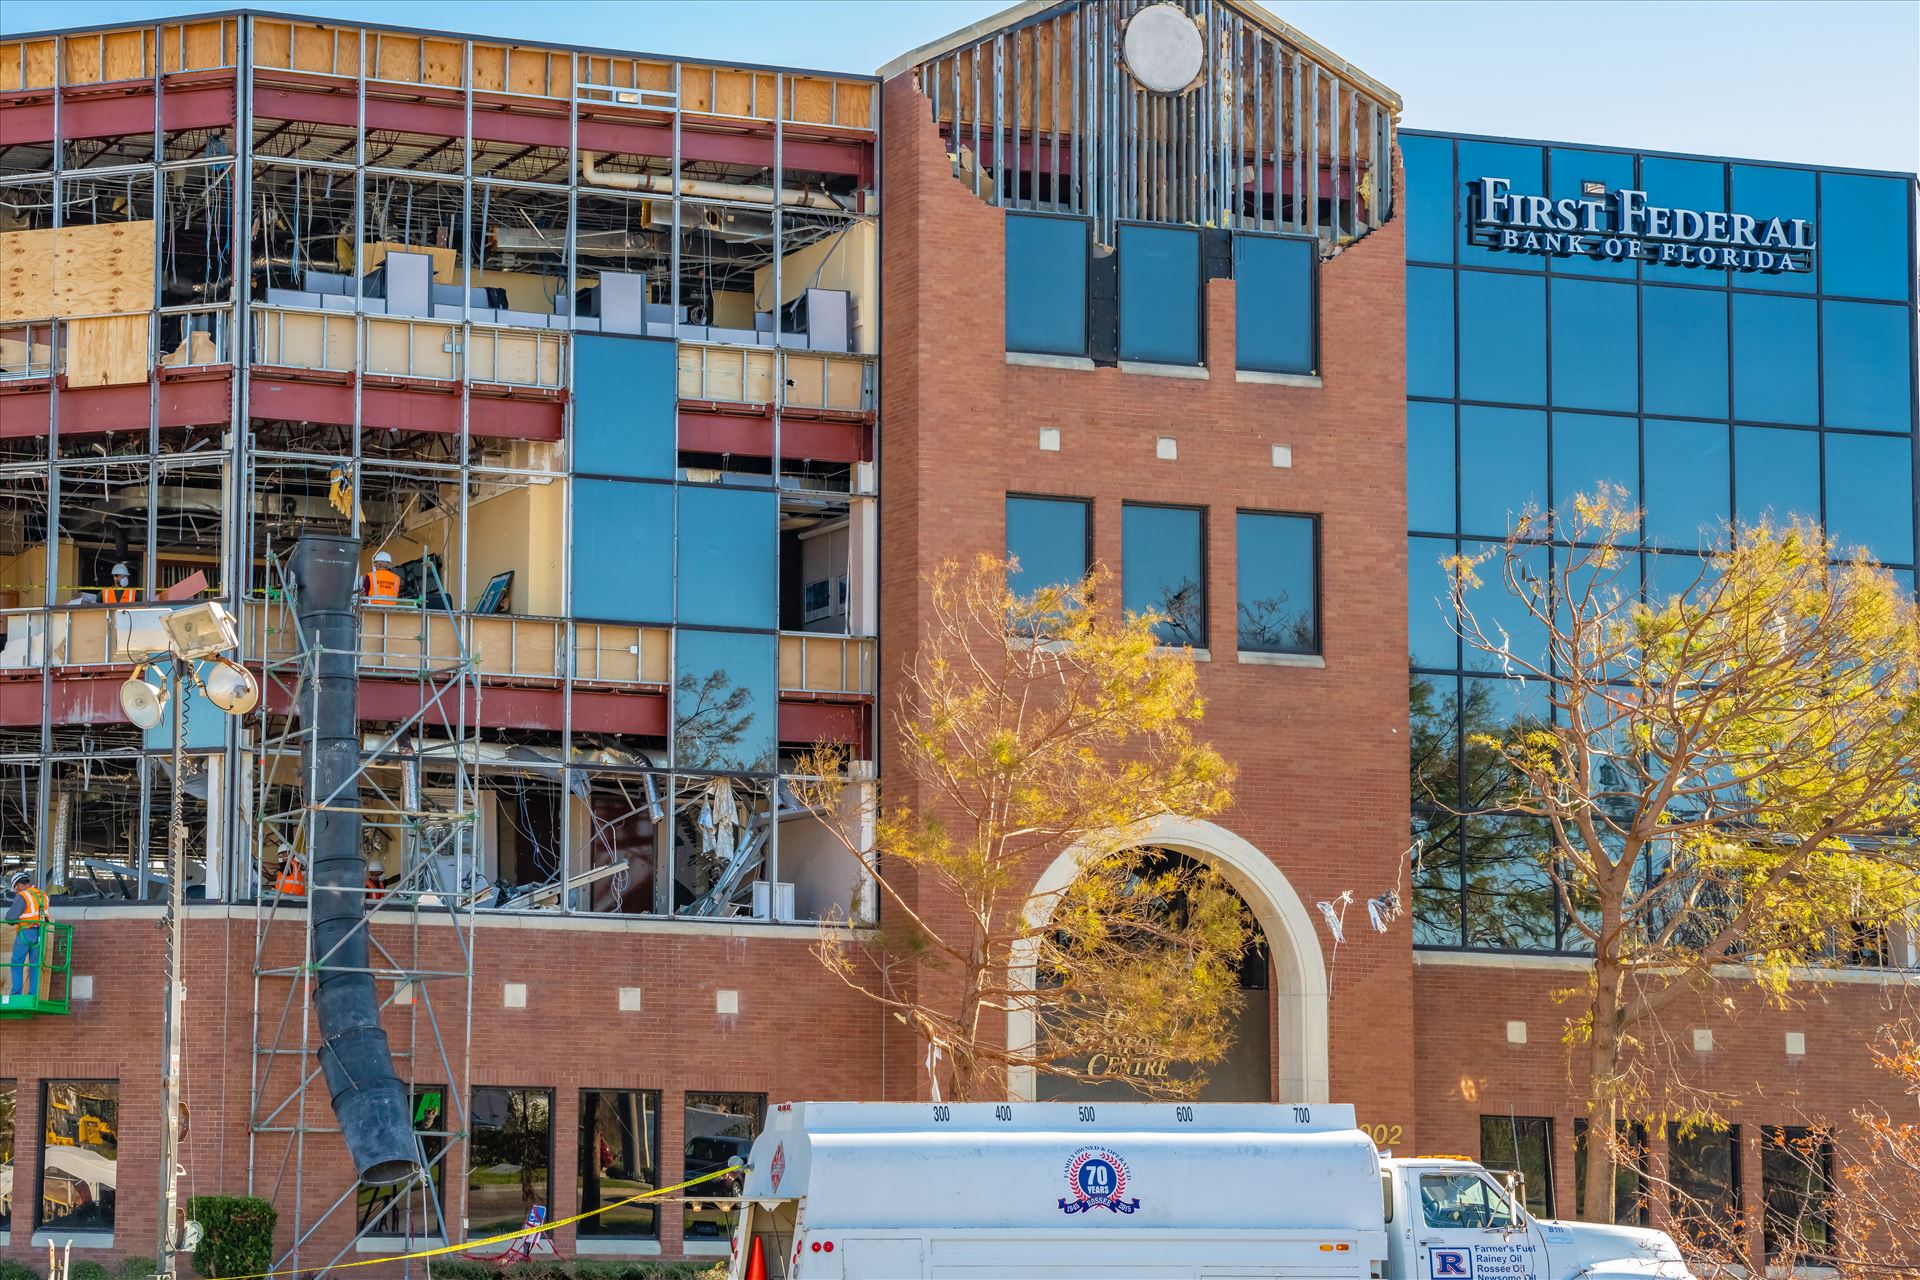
<box><xmin>1500</xmin><ymin>1171</ymin><xmax>1524</xmax><ymax>1228</ymax></box>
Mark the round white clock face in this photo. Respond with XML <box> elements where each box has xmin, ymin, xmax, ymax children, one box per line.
<box><xmin>1122</xmin><ymin>3</ymin><xmax>1205</xmax><ymax>94</ymax></box>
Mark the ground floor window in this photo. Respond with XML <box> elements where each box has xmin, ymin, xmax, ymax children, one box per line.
<box><xmin>1479</xmin><ymin>1115</ymin><xmax>1553</xmax><ymax>1217</ymax></box>
<box><xmin>469</xmin><ymin>1087</ymin><xmax>552</xmax><ymax>1237</ymax></box>
<box><xmin>1573</xmin><ymin>1119</ymin><xmax>1650</xmax><ymax>1225</ymax></box>
<box><xmin>39</xmin><ymin>1081</ymin><xmax>117</xmax><ymax>1235</ymax></box>
<box><xmin>356</xmin><ymin>1085</ymin><xmax>448</xmax><ymax>1240</ymax></box>
<box><xmin>682</xmin><ymin>1092</ymin><xmax>763</xmax><ymax>1244</ymax></box>
<box><xmin>1667</xmin><ymin>1123</ymin><xmax>1741</xmax><ymax>1250</ymax></box>
<box><xmin>578</xmin><ymin>1089</ymin><xmax>661</xmax><ymax>1240</ymax></box>
<box><xmin>1762</xmin><ymin>1125</ymin><xmax>1833</xmax><ymax>1261</ymax></box>
<box><xmin>0</xmin><ymin>1079</ymin><xmax>14</xmax><ymax>1233</ymax></box>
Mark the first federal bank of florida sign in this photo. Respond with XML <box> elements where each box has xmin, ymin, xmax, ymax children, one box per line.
<box><xmin>1471</xmin><ymin>176</ymin><xmax>1815</xmax><ymax>273</ymax></box>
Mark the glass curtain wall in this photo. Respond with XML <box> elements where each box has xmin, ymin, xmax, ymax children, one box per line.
<box><xmin>1404</xmin><ymin>132</ymin><xmax>1917</xmax><ymax>953</ymax></box>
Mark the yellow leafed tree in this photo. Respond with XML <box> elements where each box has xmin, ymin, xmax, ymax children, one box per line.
<box><xmin>1438</xmin><ymin>487</ymin><xmax>1920</xmax><ymax>1226</ymax></box>
<box><xmin>794</xmin><ymin>555</ymin><xmax>1247</xmax><ymax>1101</ymax></box>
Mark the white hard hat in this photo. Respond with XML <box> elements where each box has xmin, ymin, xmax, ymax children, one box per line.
<box><xmin>9</xmin><ymin>870</ymin><xmax>29</xmax><ymax>888</ymax></box>
<box><xmin>372</xmin><ymin>550</ymin><xmax>393</xmax><ymax>565</ymax></box>
<box><xmin>111</xmin><ymin>563</ymin><xmax>131</xmax><ymax>578</ymax></box>
<box><xmin>367</xmin><ymin>860</ymin><xmax>385</xmax><ymax>876</ymax></box>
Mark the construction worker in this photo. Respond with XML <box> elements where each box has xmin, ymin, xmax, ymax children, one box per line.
<box><xmin>273</xmin><ymin>852</ymin><xmax>307</xmax><ymax>898</ymax></box>
<box><xmin>102</xmin><ymin>563</ymin><xmax>138</xmax><ymax>604</ymax></box>
<box><xmin>361</xmin><ymin>550</ymin><xmax>401</xmax><ymax>605</ymax></box>
<box><xmin>5</xmin><ymin>870</ymin><xmax>50</xmax><ymax>1001</ymax></box>
<box><xmin>365</xmin><ymin>859</ymin><xmax>388</xmax><ymax>905</ymax></box>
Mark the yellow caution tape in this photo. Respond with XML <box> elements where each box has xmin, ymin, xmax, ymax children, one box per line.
<box><xmin>207</xmin><ymin>1163</ymin><xmax>746</xmax><ymax>1279</ymax></box>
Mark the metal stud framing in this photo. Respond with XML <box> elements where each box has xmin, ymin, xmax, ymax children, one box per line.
<box><xmin>915</xmin><ymin>0</ymin><xmax>1398</xmax><ymax>247</ymax></box>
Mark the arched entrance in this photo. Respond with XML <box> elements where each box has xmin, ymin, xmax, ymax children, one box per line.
<box><xmin>1008</xmin><ymin>815</ymin><xmax>1329</xmax><ymax>1104</ymax></box>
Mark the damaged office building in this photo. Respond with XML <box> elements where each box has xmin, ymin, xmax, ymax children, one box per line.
<box><xmin>4</xmin><ymin>0</ymin><xmax>1914</xmax><ymax>1273</ymax></box>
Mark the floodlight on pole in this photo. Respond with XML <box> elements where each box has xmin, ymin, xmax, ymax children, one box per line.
<box><xmin>115</xmin><ymin>600</ymin><xmax>249</xmax><ymax>1280</ymax></box>
<box><xmin>118</xmin><ymin>663</ymin><xmax>169</xmax><ymax>730</ymax></box>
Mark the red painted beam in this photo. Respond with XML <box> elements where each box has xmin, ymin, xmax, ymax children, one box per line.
<box><xmin>0</xmin><ymin>375</ymin><xmax>233</xmax><ymax>438</ymax></box>
<box><xmin>779</xmin><ymin>415</ymin><xmax>871</xmax><ymax>464</ymax></box>
<box><xmin>247</xmin><ymin>376</ymin><xmax>563</xmax><ymax>442</ymax></box>
<box><xmin>778</xmin><ymin>699</ymin><xmax>867</xmax><ymax>751</ymax></box>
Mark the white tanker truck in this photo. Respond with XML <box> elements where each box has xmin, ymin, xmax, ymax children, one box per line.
<box><xmin>725</xmin><ymin>1101</ymin><xmax>1694</xmax><ymax>1280</ymax></box>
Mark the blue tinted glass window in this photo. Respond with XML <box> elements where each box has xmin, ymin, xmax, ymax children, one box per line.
<box><xmin>1643</xmin><ymin>420</ymin><xmax>1730</xmax><ymax>550</ymax></box>
<box><xmin>1730</xmin><ymin>165</ymin><xmax>1814</xmax><ymax>295</ymax></box>
<box><xmin>1731</xmin><ymin>294</ymin><xmax>1818</xmax><ymax>425</ymax></box>
<box><xmin>1006</xmin><ymin>213</ymin><xmax>1088</xmax><ymax>356</ymax></box>
<box><xmin>676</xmin><ymin>486</ymin><xmax>775</xmax><ymax>629</ymax></box>
<box><xmin>1641</xmin><ymin>157</ymin><xmax>1727</xmax><ymax>285</ymax></box>
<box><xmin>1118</xmin><ymin>224</ymin><xmax>1201</xmax><ymax>365</ymax></box>
<box><xmin>1236</xmin><ymin>512</ymin><xmax>1316</xmax><ymax>654</ymax></box>
<box><xmin>1460</xmin><ymin>406</ymin><xmax>1546</xmax><ymax>538</ymax></box>
<box><xmin>1234</xmin><ymin>234</ymin><xmax>1315</xmax><ymax>374</ymax></box>
<box><xmin>1408</xmin><ymin>401</ymin><xmax>1456</xmax><ymax>532</ymax></box>
<box><xmin>1822</xmin><ymin>301</ymin><xmax>1912</xmax><ymax>432</ymax></box>
<box><xmin>1551</xmin><ymin>413</ymin><xmax>1637</xmax><ymax>524</ymax></box>
<box><xmin>1457</xmin><ymin>141</ymin><xmax>1544</xmax><ymax>270</ymax></box>
<box><xmin>1825</xmin><ymin>434</ymin><xmax>1915</xmax><ymax>564</ymax></box>
<box><xmin>1402</xmin><ymin>133</ymin><xmax>1454</xmax><ymax>264</ymax></box>
<box><xmin>1006</xmin><ymin>495</ymin><xmax>1089</xmax><ymax>597</ymax></box>
<box><xmin>1461</xmin><ymin>677</ymin><xmax>1550</xmax><ymax>809</ymax></box>
<box><xmin>1642</xmin><ymin>286</ymin><xmax>1728</xmax><ymax>419</ymax></box>
<box><xmin>1462</xmin><ymin>810</ymin><xmax>1557</xmax><ymax>950</ymax></box>
<box><xmin>1819</xmin><ymin>173</ymin><xmax>1912</xmax><ymax>302</ymax></box>
<box><xmin>1459</xmin><ymin>272</ymin><xmax>1545</xmax><ymax>405</ymax></box>
<box><xmin>574</xmin><ymin>335</ymin><xmax>676</xmax><ymax>478</ymax></box>
<box><xmin>1460</xmin><ymin>542</ymin><xmax>1548</xmax><ymax>673</ymax></box>
<box><xmin>1550</xmin><ymin>278</ymin><xmax>1637</xmax><ymax>412</ymax></box>
<box><xmin>1122</xmin><ymin>504</ymin><xmax>1205</xmax><ymax>646</ymax></box>
<box><xmin>1547</xmin><ymin>148</ymin><xmax>1636</xmax><ymax>279</ymax></box>
<box><xmin>1407</xmin><ymin>266</ymin><xmax>1455</xmax><ymax>399</ymax></box>
<box><xmin>1734</xmin><ymin>426</ymin><xmax>1820</xmax><ymax>528</ymax></box>
<box><xmin>573</xmin><ymin>480</ymin><xmax>672</xmax><ymax>623</ymax></box>
<box><xmin>674</xmin><ymin>628</ymin><xmax>776</xmax><ymax>773</ymax></box>
<box><xmin>1409</xmin><ymin>536</ymin><xmax>1459</xmax><ymax>670</ymax></box>
<box><xmin>1412</xmin><ymin>815</ymin><xmax>1464</xmax><ymax>947</ymax></box>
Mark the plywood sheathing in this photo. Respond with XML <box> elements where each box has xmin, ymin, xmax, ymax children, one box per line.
<box><xmin>0</xmin><ymin>20</ymin><xmax>232</xmax><ymax>90</ymax></box>
<box><xmin>66</xmin><ymin>314</ymin><xmax>150</xmax><ymax>387</ymax></box>
<box><xmin>0</xmin><ymin>221</ymin><xmax>155</xmax><ymax>323</ymax></box>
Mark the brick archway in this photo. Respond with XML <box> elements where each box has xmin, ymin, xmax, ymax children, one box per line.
<box><xmin>1006</xmin><ymin>814</ymin><xmax>1330</xmax><ymax>1105</ymax></box>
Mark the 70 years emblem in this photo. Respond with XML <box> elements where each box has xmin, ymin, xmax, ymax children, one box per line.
<box><xmin>1058</xmin><ymin>1147</ymin><xmax>1140</xmax><ymax>1215</ymax></box>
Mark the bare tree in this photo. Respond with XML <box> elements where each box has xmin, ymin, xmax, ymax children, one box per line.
<box><xmin>1438</xmin><ymin>487</ymin><xmax>1920</xmax><ymax>1222</ymax></box>
<box><xmin>794</xmin><ymin>555</ymin><xmax>1249</xmax><ymax>1101</ymax></box>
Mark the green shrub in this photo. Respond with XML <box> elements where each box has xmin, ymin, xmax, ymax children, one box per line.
<box><xmin>67</xmin><ymin>1264</ymin><xmax>112</xmax><ymax>1280</ymax></box>
<box><xmin>187</xmin><ymin>1194</ymin><xmax>278</xmax><ymax>1280</ymax></box>
<box><xmin>500</xmin><ymin>1262</ymin><xmax>569</xmax><ymax>1280</ymax></box>
<box><xmin>425</xmin><ymin>1262</ymin><xmax>492</xmax><ymax>1280</ymax></box>
<box><xmin>119</xmin><ymin>1260</ymin><xmax>159</xmax><ymax>1280</ymax></box>
<box><xmin>0</xmin><ymin>1261</ymin><xmax>43</xmax><ymax>1280</ymax></box>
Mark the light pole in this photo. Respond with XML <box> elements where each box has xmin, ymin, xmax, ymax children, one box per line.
<box><xmin>118</xmin><ymin>602</ymin><xmax>258</xmax><ymax>1280</ymax></box>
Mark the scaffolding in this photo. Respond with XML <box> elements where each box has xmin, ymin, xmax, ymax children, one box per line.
<box><xmin>246</xmin><ymin>545</ymin><xmax>482</xmax><ymax>1276</ymax></box>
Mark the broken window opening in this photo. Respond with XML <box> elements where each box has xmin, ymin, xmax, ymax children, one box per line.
<box><xmin>779</xmin><ymin>494</ymin><xmax>852</xmax><ymax>635</ymax></box>
<box><xmin>570</xmin><ymin>188</ymin><xmax>672</xmax><ymax>336</ymax></box>
<box><xmin>160</xmin><ymin>160</ymin><xmax>236</xmax><ymax>309</ymax></box>
<box><xmin>774</xmin><ymin>769</ymin><xmax>873</xmax><ymax>925</ymax></box>
<box><xmin>671</xmin><ymin>774</ymin><xmax>772</xmax><ymax>918</ymax></box>
<box><xmin>768</xmin><ymin>210</ymin><xmax>873</xmax><ymax>355</ymax></box>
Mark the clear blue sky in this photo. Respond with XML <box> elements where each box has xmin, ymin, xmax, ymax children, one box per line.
<box><xmin>10</xmin><ymin>0</ymin><xmax>1916</xmax><ymax>173</ymax></box>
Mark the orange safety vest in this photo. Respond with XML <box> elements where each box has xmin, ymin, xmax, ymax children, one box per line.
<box><xmin>274</xmin><ymin>860</ymin><xmax>307</xmax><ymax>897</ymax></box>
<box><xmin>362</xmin><ymin>566</ymin><xmax>401</xmax><ymax>604</ymax></box>
<box><xmin>14</xmin><ymin>886</ymin><xmax>50</xmax><ymax>925</ymax></box>
<box><xmin>365</xmin><ymin>872</ymin><xmax>386</xmax><ymax>904</ymax></box>
<box><xmin>103</xmin><ymin>586</ymin><xmax>138</xmax><ymax>603</ymax></box>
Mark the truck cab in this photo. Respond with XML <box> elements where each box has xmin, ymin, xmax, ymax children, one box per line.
<box><xmin>1380</xmin><ymin>1156</ymin><xmax>1693</xmax><ymax>1280</ymax></box>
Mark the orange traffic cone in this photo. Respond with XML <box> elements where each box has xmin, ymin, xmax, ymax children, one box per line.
<box><xmin>745</xmin><ymin>1233</ymin><xmax>767</xmax><ymax>1280</ymax></box>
